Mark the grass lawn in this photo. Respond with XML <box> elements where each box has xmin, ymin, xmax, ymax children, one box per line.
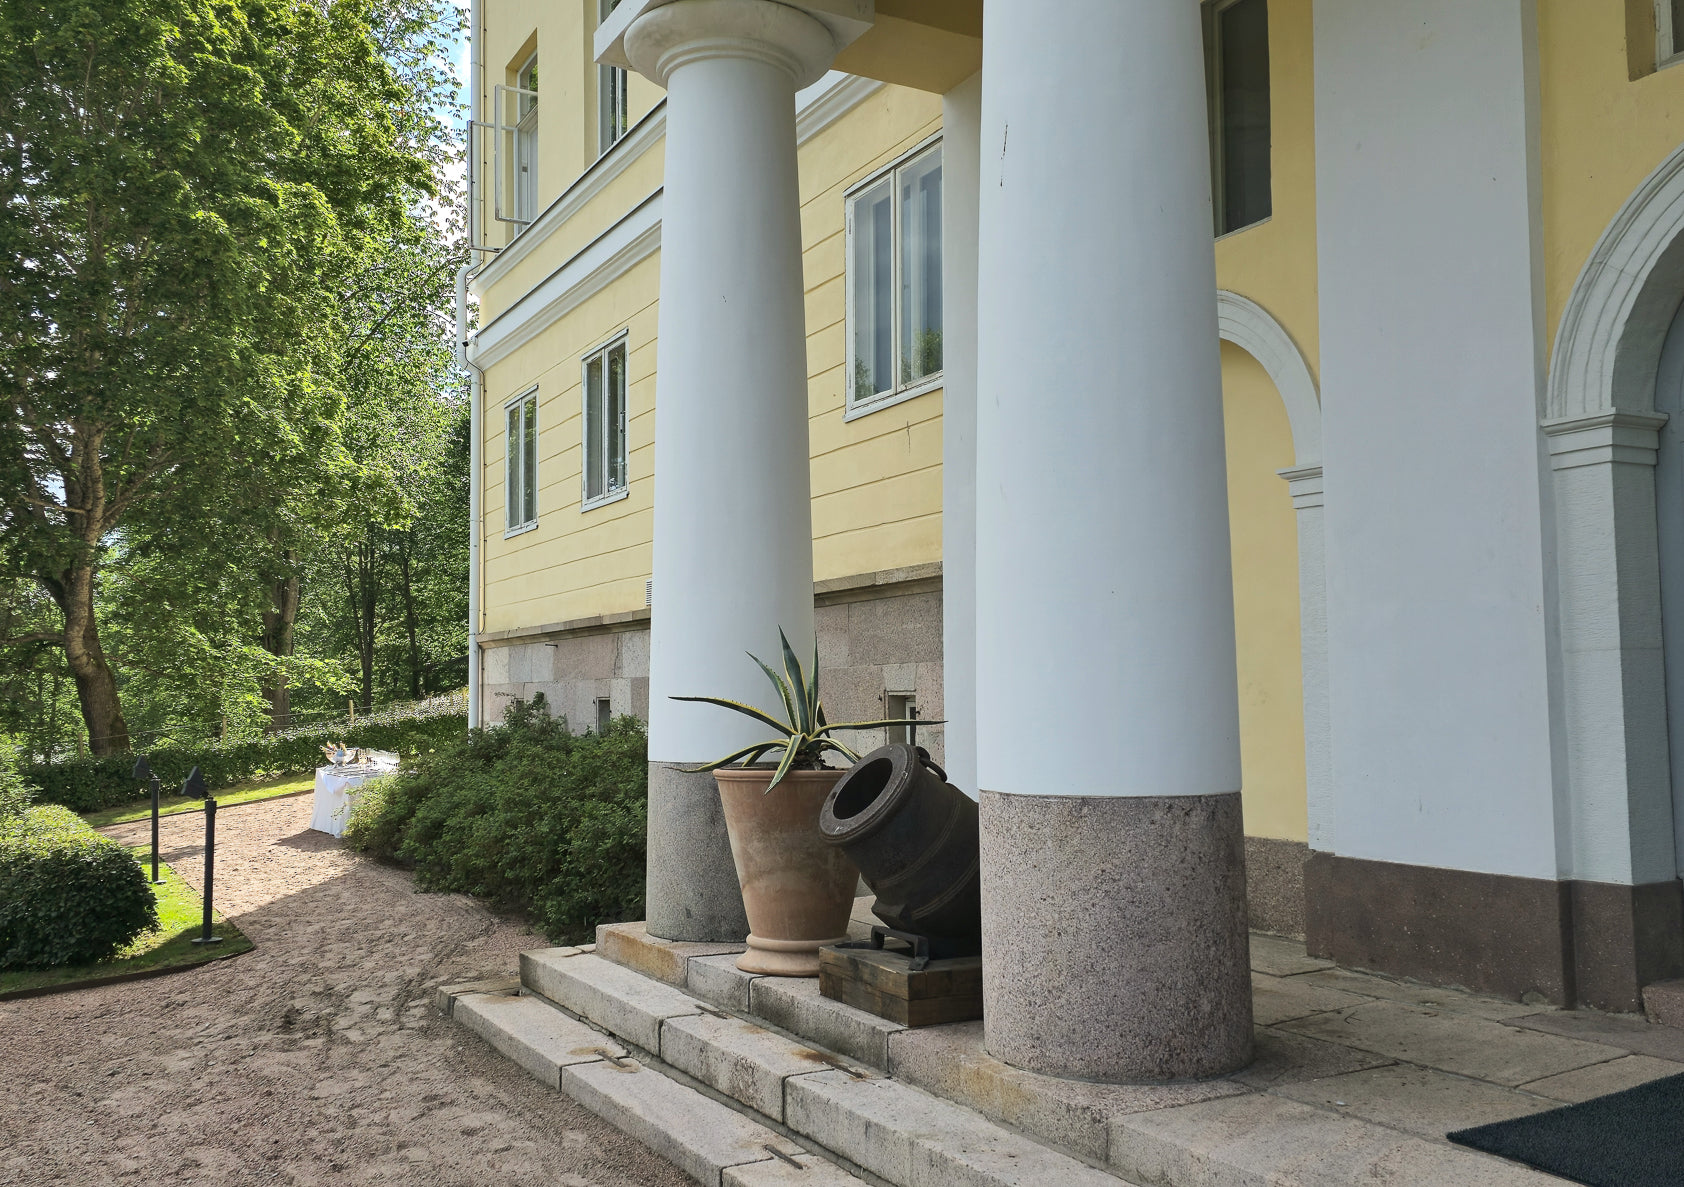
<box><xmin>82</xmin><ymin>770</ymin><xmax>316</xmax><ymax>829</ymax></box>
<box><xmin>0</xmin><ymin>847</ymin><xmax>253</xmax><ymax>999</ymax></box>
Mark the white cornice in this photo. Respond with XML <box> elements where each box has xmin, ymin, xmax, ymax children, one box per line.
<box><xmin>795</xmin><ymin>71</ymin><xmax>884</xmax><ymax>143</ymax></box>
<box><xmin>470</xmin><ymin>192</ymin><xmax>663</xmax><ymax>371</ymax></box>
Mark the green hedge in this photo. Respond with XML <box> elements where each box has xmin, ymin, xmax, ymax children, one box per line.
<box><xmin>343</xmin><ymin>696</ymin><xmax>646</xmax><ymax>944</ymax></box>
<box><xmin>0</xmin><ymin>805</ymin><xmax>158</xmax><ymax>969</ymax></box>
<box><xmin>27</xmin><ymin>715</ymin><xmax>468</xmax><ymax>813</ymax></box>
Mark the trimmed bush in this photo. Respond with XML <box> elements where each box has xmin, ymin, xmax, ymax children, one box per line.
<box><xmin>0</xmin><ymin>805</ymin><xmax>158</xmax><ymax>969</ymax></box>
<box><xmin>26</xmin><ymin>714</ymin><xmax>468</xmax><ymax>813</ymax></box>
<box><xmin>344</xmin><ymin>696</ymin><xmax>646</xmax><ymax>943</ymax></box>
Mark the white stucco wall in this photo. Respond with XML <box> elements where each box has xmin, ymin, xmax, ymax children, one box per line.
<box><xmin>1315</xmin><ymin>0</ymin><xmax>1562</xmax><ymax>878</ymax></box>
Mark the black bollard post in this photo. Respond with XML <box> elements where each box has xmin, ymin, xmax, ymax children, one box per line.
<box><xmin>133</xmin><ymin>756</ymin><xmax>162</xmax><ymax>885</ymax></box>
<box><xmin>182</xmin><ymin>767</ymin><xmax>222</xmax><ymax>947</ymax></box>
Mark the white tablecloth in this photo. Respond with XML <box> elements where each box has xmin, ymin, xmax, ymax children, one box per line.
<box><xmin>309</xmin><ymin>764</ymin><xmax>390</xmax><ymax>837</ymax></box>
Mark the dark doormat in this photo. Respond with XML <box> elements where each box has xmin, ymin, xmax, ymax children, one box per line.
<box><xmin>1448</xmin><ymin>1072</ymin><xmax>1684</xmax><ymax>1186</ymax></box>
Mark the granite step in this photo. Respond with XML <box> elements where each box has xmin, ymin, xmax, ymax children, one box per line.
<box><xmin>437</xmin><ymin>979</ymin><xmax>870</xmax><ymax>1186</ymax></box>
<box><xmin>516</xmin><ymin>947</ymin><xmax>1135</xmax><ymax>1186</ymax></box>
<box><xmin>579</xmin><ymin>924</ymin><xmax>1571</xmax><ymax>1187</ymax></box>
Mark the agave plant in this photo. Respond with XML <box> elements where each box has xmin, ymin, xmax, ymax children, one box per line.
<box><xmin>674</xmin><ymin>628</ymin><xmax>937</xmax><ymax>792</ymax></box>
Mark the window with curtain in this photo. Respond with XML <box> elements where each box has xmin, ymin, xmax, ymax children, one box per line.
<box><xmin>582</xmin><ymin>337</ymin><xmax>628</xmax><ymax>507</ymax></box>
<box><xmin>847</xmin><ymin>140</ymin><xmax>943</xmax><ymax>416</ymax></box>
<box><xmin>1203</xmin><ymin>0</ymin><xmax>1271</xmax><ymax>236</ymax></box>
<box><xmin>506</xmin><ymin>389</ymin><xmax>538</xmax><ymax>531</ymax></box>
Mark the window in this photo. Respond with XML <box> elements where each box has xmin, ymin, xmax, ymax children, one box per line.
<box><xmin>595</xmin><ymin>697</ymin><xmax>612</xmax><ymax>733</ymax></box>
<box><xmin>599</xmin><ymin>0</ymin><xmax>628</xmax><ymax>153</ymax></box>
<box><xmin>506</xmin><ymin>388</ymin><xmax>538</xmax><ymax>532</ymax></box>
<box><xmin>886</xmin><ymin>692</ymin><xmax>917</xmax><ymax>747</ymax></box>
<box><xmin>1660</xmin><ymin>0</ymin><xmax>1684</xmax><ymax>66</ymax></box>
<box><xmin>1203</xmin><ymin>0</ymin><xmax>1271</xmax><ymax>236</ymax></box>
<box><xmin>494</xmin><ymin>53</ymin><xmax>539</xmax><ymax>226</ymax></box>
<box><xmin>582</xmin><ymin>336</ymin><xmax>629</xmax><ymax>507</ymax></box>
<box><xmin>846</xmin><ymin>140</ymin><xmax>943</xmax><ymax>416</ymax></box>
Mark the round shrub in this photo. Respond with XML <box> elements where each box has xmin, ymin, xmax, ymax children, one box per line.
<box><xmin>0</xmin><ymin>806</ymin><xmax>158</xmax><ymax>969</ymax></box>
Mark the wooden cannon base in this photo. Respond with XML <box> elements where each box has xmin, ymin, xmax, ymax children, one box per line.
<box><xmin>817</xmin><ymin>938</ymin><xmax>983</xmax><ymax>1027</ymax></box>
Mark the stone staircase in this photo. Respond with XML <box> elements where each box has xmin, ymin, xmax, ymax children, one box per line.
<box><xmin>439</xmin><ymin>912</ymin><xmax>1595</xmax><ymax>1187</ymax></box>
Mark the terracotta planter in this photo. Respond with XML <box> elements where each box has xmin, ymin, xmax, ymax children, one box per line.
<box><xmin>714</xmin><ymin>766</ymin><xmax>859</xmax><ymax>976</ymax></box>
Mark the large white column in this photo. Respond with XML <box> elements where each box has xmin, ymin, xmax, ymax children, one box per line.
<box><xmin>974</xmin><ymin>0</ymin><xmax>1251</xmax><ymax>1081</ymax></box>
<box><xmin>940</xmin><ymin>70</ymin><xmax>981</xmax><ymax>799</ymax></box>
<box><xmin>625</xmin><ymin>0</ymin><xmax>840</xmax><ymax>941</ymax></box>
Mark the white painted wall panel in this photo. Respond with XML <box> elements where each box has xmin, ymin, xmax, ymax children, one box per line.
<box><xmin>1315</xmin><ymin>0</ymin><xmax>1560</xmax><ymax>877</ymax></box>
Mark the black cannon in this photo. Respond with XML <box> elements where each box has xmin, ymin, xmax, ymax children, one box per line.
<box><xmin>818</xmin><ymin>743</ymin><xmax>981</xmax><ymax>958</ymax></box>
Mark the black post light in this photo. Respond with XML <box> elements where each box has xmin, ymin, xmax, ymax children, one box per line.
<box><xmin>133</xmin><ymin>755</ymin><xmax>162</xmax><ymax>885</ymax></box>
<box><xmin>182</xmin><ymin>767</ymin><xmax>222</xmax><ymax>946</ymax></box>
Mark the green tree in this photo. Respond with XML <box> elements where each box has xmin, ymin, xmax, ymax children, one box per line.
<box><xmin>0</xmin><ymin>0</ymin><xmax>431</xmax><ymax>752</ymax></box>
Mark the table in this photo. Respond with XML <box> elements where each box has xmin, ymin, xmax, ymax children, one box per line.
<box><xmin>309</xmin><ymin>763</ymin><xmax>393</xmax><ymax>837</ymax></box>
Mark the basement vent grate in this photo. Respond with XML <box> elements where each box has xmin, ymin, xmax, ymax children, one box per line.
<box><xmin>645</xmin><ymin>579</ymin><xmax>652</xmax><ymax>607</ymax></box>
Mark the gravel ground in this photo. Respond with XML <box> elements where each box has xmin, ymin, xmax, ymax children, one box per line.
<box><xmin>0</xmin><ymin>795</ymin><xmax>691</xmax><ymax>1187</ymax></box>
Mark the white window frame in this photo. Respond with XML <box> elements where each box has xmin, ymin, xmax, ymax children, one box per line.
<box><xmin>843</xmin><ymin>134</ymin><xmax>944</xmax><ymax>422</ymax></box>
<box><xmin>598</xmin><ymin>0</ymin><xmax>629</xmax><ymax>155</ymax></box>
<box><xmin>505</xmin><ymin>385</ymin><xmax>539</xmax><ymax>537</ymax></box>
<box><xmin>1203</xmin><ymin>0</ymin><xmax>1272</xmax><ymax>239</ymax></box>
<box><xmin>1661</xmin><ymin>0</ymin><xmax>1684</xmax><ymax>68</ymax></box>
<box><xmin>580</xmin><ymin>331</ymin><xmax>631</xmax><ymax>511</ymax></box>
<box><xmin>493</xmin><ymin>54</ymin><xmax>539</xmax><ymax>227</ymax></box>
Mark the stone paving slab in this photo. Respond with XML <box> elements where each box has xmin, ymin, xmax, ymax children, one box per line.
<box><xmin>1228</xmin><ymin>1026</ymin><xmax>1395</xmax><ymax>1090</ymax></box>
<box><xmin>1505</xmin><ymin>1007</ymin><xmax>1684</xmax><ymax>1062</ymax></box>
<box><xmin>564</xmin><ymin>1056</ymin><xmax>807</xmax><ymax>1186</ymax></box>
<box><xmin>1518</xmin><ymin>1052</ymin><xmax>1684</xmax><ymax>1102</ymax></box>
<box><xmin>1109</xmin><ymin>1092</ymin><xmax>1564</xmax><ymax>1186</ymax></box>
<box><xmin>1291</xmin><ymin>966</ymin><xmax>1542</xmax><ymax>1020</ymax></box>
<box><xmin>524</xmin><ymin>950</ymin><xmax>702</xmax><ymax>1056</ymax></box>
<box><xmin>1273</xmin><ymin>1063</ymin><xmax>1555</xmax><ymax>1143</ymax></box>
<box><xmin>662</xmin><ymin>1012</ymin><xmax>844</xmax><ymax>1121</ymax></box>
<box><xmin>1248</xmin><ymin>934</ymin><xmax>1334</xmax><ymax>978</ymax></box>
<box><xmin>1250</xmin><ymin>972</ymin><xmax>1368</xmax><ymax>1026</ymax></box>
<box><xmin>1278</xmin><ymin>1000</ymin><xmax>1620</xmax><ymax>1086</ymax></box>
<box><xmin>786</xmin><ymin>1069</ymin><xmax>1130</xmax><ymax>1187</ymax></box>
<box><xmin>598</xmin><ymin>921</ymin><xmax>745</xmax><ymax>989</ymax></box>
<box><xmin>750</xmin><ymin>975</ymin><xmax>904</xmax><ymax>1071</ymax></box>
<box><xmin>888</xmin><ymin>1020</ymin><xmax>1249</xmax><ymax>1163</ymax></box>
<box><xmin>455</xmin><ymin>990</ymin><xmax>627</xmax><ymax>1088</ymax></box>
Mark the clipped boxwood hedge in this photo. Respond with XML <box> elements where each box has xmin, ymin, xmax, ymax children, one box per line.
<box><xmin>0</xmin><ymin>805</ymin><xmax>159</xmax><ymax>969</ymax></box>
<box><xmin>27</xmin><ymin>715</ymin><xmax>468</xmax><ymax>813</ymax></box>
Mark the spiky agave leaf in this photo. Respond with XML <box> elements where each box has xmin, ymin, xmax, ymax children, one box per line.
<box><xmin>805</xmin><ymin>637</ymin><xmax>822</xmax><ymax>735</ymax></box>
<box><xmin>748</xmin><ymin>651</ymin><xmax>798</xmax><ymax>731</ymax></box>
<box><xmin>778</xmin><ymin>629</ymin><xmax>814</xmax><ymax>736</ymax></box>
<box><xmin>679</xmin><ymin>739</ymin><xmax>787</xmax><ymax>774</ymax></box>
<box><xmin>815</xmin><ymin>716</ymin><xmax>947</xmax><ymax>735</ymax></box>
<box><xmin>670</xmin><ymin>694</ymin><xmax>791</xmax><ymax>734</ymax></box>
<box><xmin>766</xmin><ymin>733</ymin><xmax>803</xmax><ymax>792</ymax></box>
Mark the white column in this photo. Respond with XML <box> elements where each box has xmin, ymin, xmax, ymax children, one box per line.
<box><xmin>974</xmin><ymin>0</ymin><xmax>1251</xmax><ymax>1081</ymax></box>
<box><xmin>940</xmin><ymin>70</ymin><xmax>981</xmax><ymax>799</ymax></box>
<box><xmin>624</xmin><ymin>0</ymin><xmax>840</xmax><ymax>941</ymax></box>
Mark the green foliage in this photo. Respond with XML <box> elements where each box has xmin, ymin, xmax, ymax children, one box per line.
<box><xmin>343</xmin><ymin>697</ymin><xmax>647</xmax><ymax>943</ymax></box>
<box><xmin>0</xmin><ymin>806</ymin><xmax>158</xmax><ymax>969</ymax></box>
<box><xmin>675</xmin><ymin>628</ymin><xmax>928</xmax><ymax>791</ymax></box>
<box><xmin>25</xmin><ymin>714</ymin><xmax>466</xmax><ymax>813</ymax></box>
<box><xmin>0</xmin><ymin>737</ymin><xmax>35</xmax><ymax>820</ymax></box>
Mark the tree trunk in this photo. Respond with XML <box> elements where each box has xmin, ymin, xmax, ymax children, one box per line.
<box><xmin>345</xmin><ymin>538</ymin><xmax>378</xmax><ymax>711</ymax></box>
<box><xmin>397</xmin><ymin>535</ymin><xmax>422</xmax><ymax>700</ymax></box>
<box><xmin>49</xmin><ymin>562</ymin><xmax>130</xmax><ymax>755</ymax></box>
<box><xmin>261</xmin><ymin>563</ymin><xmax>300</xmax><ymax>731</ymax></box>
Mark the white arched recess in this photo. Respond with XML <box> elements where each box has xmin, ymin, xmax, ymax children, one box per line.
<box><xmin>1216</xmin><ymin>291</ymin><xmax>1331</xmax><ymax>850</ymax></box>
<box><xmin>1545</xmin><ymin>144</ymin><xmax>1684</xmax><ymax>886</ymax></box>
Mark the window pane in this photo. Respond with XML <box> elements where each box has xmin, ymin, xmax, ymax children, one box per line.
<box><xmin>584</xmin><ymin>356</ymin><xmax>605</xmax><ymax>500</ymax></box>
<box><xmin>899</xmin><ymin>149</ymin><xmax>943</xmax><ymax>384</ymax></box>
<box><xmin>850</xmin><ymin>179</ymin><xmax>893</xmax><ymax>403</ymax></box>
<box><xmin>507</xmin><ymin>404</ymin><xmax>521</xmax><ymax>527</ymax></box>
<box><xmin>1674</xmin><ymin>0</ymin><xmax>1684</xmax><ymax>56</ymax></box>
<box><xmin>607</xmin><ymin>344</ymin><xmax>627</xmax><ymax>492</ymax></box>
<box><xmin>522</xmin><ymin>396</ymin><xmax>538</xmax><ymax>524</ymax></box>
<box><xmin>1219</xmin><ymin>0</ymin><xmax>1271</xmax><ymax>233</ymax></box>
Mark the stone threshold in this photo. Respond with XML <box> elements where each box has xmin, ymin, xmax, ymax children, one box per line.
<box><xmin>566</xmin><ymin>914</ymin><xmax>1684</xmax><ymax>1186</ymax></box>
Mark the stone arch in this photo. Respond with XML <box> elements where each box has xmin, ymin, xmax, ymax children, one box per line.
<box><xmin>1548</xmin><ymin>143</ymin><xmax>1684</xmax><ymax>422</ymax></box>
<box><xmin>1217</xmin><ymin>290</ymin><xmax>1321</xmax><ymax>466</ymax></box>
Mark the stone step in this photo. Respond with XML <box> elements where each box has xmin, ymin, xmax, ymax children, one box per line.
<box><xmin>516</xmin><ymin>947</ymin><xmax>1138</xmax><ymax>1186</ymax></box>
<box><xmin>582</xmin><ymin>926</ymin><xmax>1571</xmax><ymax>1187</ymax></box>
<box><xmin>440</xmin><ymin>980</ymin><xmax>868</xmax><ymax>1186</ymax></box>
<box><xmin>1643</xmin><ymin>978</ymin><xmax>1684</xmax><ymax>1028</ymax></box>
